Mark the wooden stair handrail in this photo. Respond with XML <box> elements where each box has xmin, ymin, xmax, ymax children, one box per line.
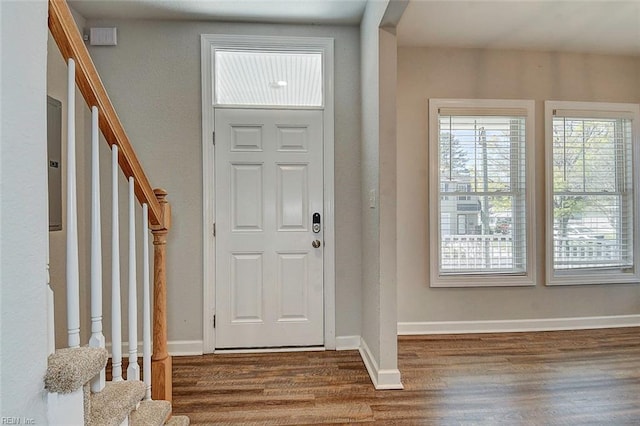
<box><xmin>48</xmin><ymin>0</ymin><xmax>164</xmax><ymax>227</ymax></box>
<box><xmin>48</xmin><ymin>0</ymin><xmax>173</xmax><ymax>403</ymax></box>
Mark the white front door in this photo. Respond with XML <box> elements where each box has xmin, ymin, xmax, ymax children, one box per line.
<box><xmin>215</xmin><ymin>108</ymin><xmax>324</xmax><ymax>349</ymax></box>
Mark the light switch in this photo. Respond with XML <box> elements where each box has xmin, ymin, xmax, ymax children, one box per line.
<box><xmin>369</xmin><ymin>189</ymin><xmax>377</xmax><ymax>209</ymax></box>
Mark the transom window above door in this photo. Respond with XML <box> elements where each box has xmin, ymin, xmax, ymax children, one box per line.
<box><xmin>214</xmin><ymin>50</ymin><xmax>323</xmax><ymax>107</ymax></box>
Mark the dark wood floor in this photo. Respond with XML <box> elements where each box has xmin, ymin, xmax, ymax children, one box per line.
<box><xmin>171</xmin><ymin>328</ymin><xmax>640</xmax><ymax>425</ymax></box>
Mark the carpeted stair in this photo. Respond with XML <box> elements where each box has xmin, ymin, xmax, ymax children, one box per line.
<box><xmin>45</xmin><ymin>347</ymin><xmax>189</xmax><ymax>425</ymax></box>
<box><xmin>128</xmin><ymin>400</ymin><xmax>189</xmax><ymax>426</ymax></box>
<box><xmin>88</xmin><ymin>380</ymin><xmax>146</xmax><ymax>426</ymax></box>
<box><xmin>165</xmin><ymin>416</ymin><xmax>191</xmax><ymax>426</ymax></box>
<box><xmin>45</xmin><ymin>347</ymin><xmax>108</xmax><ymax>393</ymax></box>
<box><xmin>129</xmin><ymin>399</ymin><xmax>171</xmax><ymax>426</ymax></box>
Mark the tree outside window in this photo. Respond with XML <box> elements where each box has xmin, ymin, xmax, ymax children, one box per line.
<box><xmin>545</xmin><ymin>101</ymin><xmax>640</xmax><ymax>286</ymax></box>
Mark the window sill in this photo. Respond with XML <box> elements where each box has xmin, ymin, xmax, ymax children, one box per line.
<box><xmin>546</xmin><ymin>271</ymin><xmax>640</xmax><ymax>286</ymax></box>
<box><xmin>430</xmin><ymin>273</ymin><xmax>535</xmax><ymax>288</ymax></box>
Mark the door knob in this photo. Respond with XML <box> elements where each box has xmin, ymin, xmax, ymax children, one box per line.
<box><xmin>312</xmin><ymin>240</ymin><xmax>321</xmax><ymax>248</ymax></box>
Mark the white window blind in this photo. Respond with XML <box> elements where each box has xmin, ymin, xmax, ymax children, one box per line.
<box><xmin>437</xmin><ymin>111</ymin><xmax>528</xmax><ymax>275</ymax></box>
<box><xmin>551</xmin><ymin>112</ymin><xmax>634</xmax><ymax>271</ymax></box>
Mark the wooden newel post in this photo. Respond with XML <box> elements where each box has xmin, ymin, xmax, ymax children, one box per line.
<box><xmin>150</xmin><ymin>188</ymin><xmax>172</xmax><ymax>403</ymax></box>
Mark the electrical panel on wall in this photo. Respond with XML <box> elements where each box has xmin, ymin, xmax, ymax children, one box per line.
<box><xmin>47</xmin><ymin>96</ymin><xmax>62</xmax><ymax>231</ymax></box>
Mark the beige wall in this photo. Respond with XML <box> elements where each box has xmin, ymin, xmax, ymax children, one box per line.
<box><xmin>360</xmin><ymin>0</ymin><xmax>384</xmax><ymax>366</ymax></box>
<box><xmin>397</xmin><ymin>46</ymin><xmax>640</xmax><ymax>323</ymax></box>
<box><xmin>82</xmin><ymin>19</ymin><xmax>363</xmax><ymax>345</ymax></box>
<box><xmin>377</xmin><ymin>27</ymin><xmax>399</xmax><ymax>372</ymax></box>
<box><xmin>360</xmin><ymin>0</ymin><xmax>402</xmax><ymax>385</ymax></box>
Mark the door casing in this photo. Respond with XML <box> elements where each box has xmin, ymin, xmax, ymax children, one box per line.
<box><xmin>200</xmin><ymin>34</ymin><xmax>336</xmax><ymax>353</ymax></box>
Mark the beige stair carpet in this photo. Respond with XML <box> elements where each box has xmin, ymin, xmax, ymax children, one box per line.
<box><xmin>129</xmin><ymin>399</ymin><xmax>171</xmax><ymax>426</ymax></box>
<box><xmin>83</xmin><ymin>383</ymin><xmax>91</xmax><ymax>422</ymax></box>
<box><xmin>164</xmin><ymin>415</ymin><xmax>190</xmax><ymax>426</ymax></box>
<box><xmin>45</xmin><ymin>347</ymin><xmax>108</xmax><ymax>394</ymax></box>
<box><xmin>88</xmin><ymin>380</ymin><xmax>146</xmax><ymax>426</ymax></box>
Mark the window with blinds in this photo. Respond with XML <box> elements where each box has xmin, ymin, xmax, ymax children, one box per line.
<box><xmin>547</xmin><ymin>102</ymin><xmax>639</xmax><ymax>284</ymax></box>
<box><xmin>429</xmin><ymin>99</ymin><xmax>535</xmax><ymax>287</ymax></box>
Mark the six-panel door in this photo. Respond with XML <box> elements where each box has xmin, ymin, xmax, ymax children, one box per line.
<box><xmin>215</xmin><ymin>109</ymin><xmax>324</xmax><ymax>348</ymax></box>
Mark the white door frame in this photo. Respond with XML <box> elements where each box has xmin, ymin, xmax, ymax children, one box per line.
<box><xmin>200</xmin><ymin>34</ymin><xmax>335</xmax><ymax>353</ymax></box>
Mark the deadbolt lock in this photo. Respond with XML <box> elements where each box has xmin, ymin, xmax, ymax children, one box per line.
<box><xmin>312</xmin><ymin>212</ymin><xmax>321</xmax><ymax>233</ymax></box>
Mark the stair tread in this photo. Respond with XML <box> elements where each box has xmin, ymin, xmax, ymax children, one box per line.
<box><xmin>165</xmin><ymin>415</ymin><xmax>190</xmax><ymax>426</ymax></box>
<box><xmin>130</xmin><ymin>399</ymin><xmax>171</xmax><ymax>426</ymax></box>
<box><xmin>45</xmin><ymin>347</ymin><xmax>108</xmax><ymax>394</ymax></box>
<box><xmin>88</xmin><ymin>380</ymin><xmax>146</xmax><ymax>426</ymax></box>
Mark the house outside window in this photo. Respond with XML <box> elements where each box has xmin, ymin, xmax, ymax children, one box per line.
<box><xmin>429</xmin><ymin>99</ymin><xmax>535</xmax><ymax>287</ymax></box>
<box><xmin>545</xmin><ymin>101</ymin><xmax>640</xmax><ymax>285</ymax></box>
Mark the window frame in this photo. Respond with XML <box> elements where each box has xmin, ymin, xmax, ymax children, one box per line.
<box><xmin>429</xmin><ymin>99</ymin><xmax>536</xmax><ymax>288</ymax></box>
<box><xmin>545</xmin><ymin>101</ymin><xmax>640</xmax><ymax>286</ymax></box>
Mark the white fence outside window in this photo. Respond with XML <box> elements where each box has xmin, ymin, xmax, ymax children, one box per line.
<box><xmin>441</xmin><ymin>234</ymin><xmax>622</xmax><ymax>271</ymax></box>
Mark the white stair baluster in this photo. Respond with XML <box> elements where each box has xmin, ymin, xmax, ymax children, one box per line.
<box><xmin>112</xmin><ymin>145</ymin><xmax>123</xmax><ymax>381</ymax></box>
<box><xmin>89</xmin><ymin>106</ymin><xmax>106</xmax><ymax>392</ymax></box>
<box><xmin>66</xmin><ymin>58</ymin><xmax>80</xmax><ymax>349</ymax></box>
<box><xmin>142</xmin><ymin>203</ymin><xmax>151</xmax><ymax>400</ymax></box>
<box><xmin>127</xmin><ymin>177</ymin><xmax>140</xmax><ymax>381</ymax></box>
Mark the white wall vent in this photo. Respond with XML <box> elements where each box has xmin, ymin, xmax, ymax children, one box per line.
<box><xmin>89</xmin><ymin>27</ymin><xmax>117</xmax><ymax>46</ymax></box>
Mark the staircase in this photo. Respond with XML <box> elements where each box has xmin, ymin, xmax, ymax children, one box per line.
<box><xmin>45</xmin><ymin>348</ymin><xmax>188</xmax><ymax>425</ymax></box>
<box><xmin>45</xmin><ymin>0</ymin><xmax>186</xmax><ymax>424</ymax></box>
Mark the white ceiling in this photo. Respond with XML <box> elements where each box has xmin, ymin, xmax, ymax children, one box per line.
<box><xmin>397</xmin><ymin>1</ymin><xmax>640</xmax><ymax>56</ymax></box>
<box><xmin>67</xmin><ymin>0</ymin><xmax>640</xmax><ymax>56</ymax></box>
<box><xmin>68</xmin><ymin>0</ymin><xmax>368</xmax><ymax>25</ymax></box>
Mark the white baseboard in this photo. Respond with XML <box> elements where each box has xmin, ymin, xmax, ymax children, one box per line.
<box><xmin>105</xmin><ymin>340</ymin><xmax>204</xmax><ymax>357</ymax></box>
<box><xmin>358</xmin><ymin>337</ymin><xmax>403</xmax><ymax>390</ymax></box>
<box><xmin>398</xmin><ymin>314</ymin><xmax>640</xmax><ymax>335</ymax></box>
<box><xmin>215</xmin><ymin>346</ymin><xmax>325</xmax><ymax>354</ymax></box>
<box><xmin>168</xmin><ymin>340</ymin><xmax>204</xmax><ymax>356</ymax></box>
<box><xmin>335</xmin><ymin>335</ymin><xmax>361</xmax><ymax>350</ymax></box>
